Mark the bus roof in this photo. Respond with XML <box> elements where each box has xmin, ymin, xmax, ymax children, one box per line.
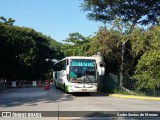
<box><xmin>66</xmin><ymin>56</ymin><xmax>95</xmax><ymax>60</ymax></box>
<box><xmin>54</xmin><ymin>56</ymin><xmax>95</xmax><ymax>65</ymax></box>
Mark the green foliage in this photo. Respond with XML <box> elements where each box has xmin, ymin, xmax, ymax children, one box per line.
<box><xmin>81</xmin><ymin>0</ymin><xmax>160</xmax><ymax>27</ymax></box>
<box><xmin>130</xmin><ymin>29</ymin><xmax>149</xmax><ymax>56</ymax></box>
<box><xmin>134</xmin><ymin>50</ymin><xmax>160</xmax><ymax>90</ymax></box>
<box><xmin>0</xmin><ymin>16</ymin><xmax>15</xmax><ymax>25</ymax></box>
<box><xmin>61</xmin><ymin>32</ymin><xmax>91</xmax><ymax>56</ymax></box>
<box><xmin>87</xmin><ymin>27</ymin><xmax>122</xmax><ymax>74</ymax></box>
<box><xmin>0</xmin><ymin>21</ymin><xmax>63</xmax><ymax>81</ymax></box>
<box><xmin>133</xmin><ymin>26</ymin><xmax>160</xmax><ymax>90</ymax></box>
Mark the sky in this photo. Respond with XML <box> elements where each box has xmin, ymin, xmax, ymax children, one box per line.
<box><xmin>0</xmin><ymin>0</ymin><xmax>103</xmax><ymax>42</ymax></box>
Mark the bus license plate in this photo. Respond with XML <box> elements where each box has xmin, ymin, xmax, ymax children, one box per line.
<box><xmin>82</xmin><ymin>89</ymin><xmax>87</xmax><ymax>92</ymax></box>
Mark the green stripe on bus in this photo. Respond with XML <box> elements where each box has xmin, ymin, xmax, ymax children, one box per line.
<box><xmin>65</xmin><ymin>85</ymin><xmax>69</xmax><ymax>92</ymax></box>
<box><xmin>57</xmin><ymin>82</ymin><xmax>70</xmax><ymax>92</ymax></box>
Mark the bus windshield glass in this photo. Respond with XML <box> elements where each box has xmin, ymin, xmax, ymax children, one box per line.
<box><xmin>69</xmin><ymin>59</ymin><xmax>96</xmax><ymax>83</ymax></box>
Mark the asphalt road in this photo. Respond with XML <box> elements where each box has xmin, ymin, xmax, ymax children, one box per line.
<box><xmin>0</xmin><ymin>86</ymin><xmax>160</xmax><ymax>120</ymax></box>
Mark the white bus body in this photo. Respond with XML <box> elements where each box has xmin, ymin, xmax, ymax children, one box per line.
<box><xmin>53</xmin><ymin>56</ymin><xmax>99</xmax><ymax>93</ymax></box>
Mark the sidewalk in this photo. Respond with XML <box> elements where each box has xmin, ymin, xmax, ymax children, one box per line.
<box><xmin>109</xmin><ymin>94</ymin><xmax>160</xmax><ymax>101</ymax></box>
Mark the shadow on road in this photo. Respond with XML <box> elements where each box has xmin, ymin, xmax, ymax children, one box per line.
<box><xmin>0</xmin><ymin>87</ymin><xmax>74</xmax><ymax>108</ymax></box>
<box><xmin>0</xmin><ymin>86</ymin><xmax>109</xmax><ymax>108</ymax></box>
<box><xmin>71</xmin><ymin>92</ymin><xmax>109</xmax><ymax>97</ymax></box>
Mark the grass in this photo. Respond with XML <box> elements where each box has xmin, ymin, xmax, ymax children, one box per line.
<box><xmin>103</xmin><ymin>88</ymin><xmax>148</xmax><ymax>96</ymax></box>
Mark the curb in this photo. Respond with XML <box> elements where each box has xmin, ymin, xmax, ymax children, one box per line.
<box><xmin>109</xmin><ymin>94</ymin><xmax>160</xmax><ymax>101</ymax></box>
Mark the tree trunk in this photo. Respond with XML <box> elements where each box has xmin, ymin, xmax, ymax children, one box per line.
<box><xmin>120</xmin><ymin>42</ymin><xmax>125</xmax><ymax>87</ymax></box>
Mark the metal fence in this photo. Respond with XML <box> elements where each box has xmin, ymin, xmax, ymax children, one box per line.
<box><xmin>102</xmin><ymin>74</ymin><xmax>160</xmax><ymax>97</ymax></box>
<box><xmin>0</xmin><ymin>80</ymin><xmax>45</xmax><ymax>91</ymax></box>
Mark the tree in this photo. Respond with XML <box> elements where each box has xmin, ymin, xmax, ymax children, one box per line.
<box><xmin>0</xmin><ymin>16</ymin><xmax>15</xmax><ymax>25</ymax></box>
<box><xmin>0</xmin><ymin>22</ymin><xmax>63</xmax><ymax>81</ymax></box>
<box><xmin>133</xmin><ymin>25</ymin><xmax>160</xmax><ymax>90</ymax></box>
<box><xmin>134</xmin><ymin>50</ymin><xmax>160</xmax><ymax>91</ymax></box>
<box><xmin>62</xmin><ymin>32</ymin><xmax>91</xmax><ymax>56</ymax></box>
<box><xmin>81</xmin><ymin>0</ymin><xmax>160</xmax><ymax>89</ymax></box>
<box><xmin>87</xmin><ymin>27</ymin><xmax>123</xmax><ymax>74</ymax></box>
<box><xmin>0</xmin><ymin>23</ymin><xmax>36</xmax><ymax>80</ymax></box>
<box><xmin>49</xmin><ymin>39</ymin><xmax>64</xmax><ymax>60</ymax></box>
<box><xmin>81</xmin><ymin>0</ymin><xmax>160</xmax><ymax>31</ymax></box>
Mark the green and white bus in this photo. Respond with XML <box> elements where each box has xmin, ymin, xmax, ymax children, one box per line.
<box><xmin>53</xmin><ymin>55</ymin><xmax>104</xmax><ymax>93</ymax></box>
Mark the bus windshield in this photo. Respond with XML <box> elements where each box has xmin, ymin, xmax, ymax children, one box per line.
<box><xmin>69</xmin><ymin>59</ymin><xmax>96</xmax><ymax>83</ymax></box>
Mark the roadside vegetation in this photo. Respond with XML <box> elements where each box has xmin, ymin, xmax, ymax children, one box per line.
<box><xmin>0</xmin><ymin>17</ymin><xmax>64</xmax><ymax>81</ymax></box>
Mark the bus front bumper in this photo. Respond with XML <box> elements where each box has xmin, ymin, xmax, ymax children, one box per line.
<box><xmin>68</xmin><ymin>88</ymin><xmax>97</xmax><ymax>93</ymax></box>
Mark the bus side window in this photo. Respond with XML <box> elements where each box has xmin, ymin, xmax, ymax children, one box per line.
<box><xmin>54</xmin><ymin>59</ymin><xmax>67</xmax><ymax>71</ymax></box>
<box><xmin>63</xmin><ymin>60</ymin><xmax>66</xmax><ymax>70</ymax></box>
<box><xmin>60</xmin><ymin>60</ymin><xmax>66</xmax><ymax>70</ymax></box>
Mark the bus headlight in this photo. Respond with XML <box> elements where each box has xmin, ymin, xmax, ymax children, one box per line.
<box><xmin>70</xmin><ymin>85</ymin><xmax>74</xmax><ymax>88</ymax></box>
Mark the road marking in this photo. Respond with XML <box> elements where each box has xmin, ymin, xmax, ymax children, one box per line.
<box><xmin>110</xmin><ymin>94</ymin><xmax>160</xmax><ymax>101</ymax></box>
